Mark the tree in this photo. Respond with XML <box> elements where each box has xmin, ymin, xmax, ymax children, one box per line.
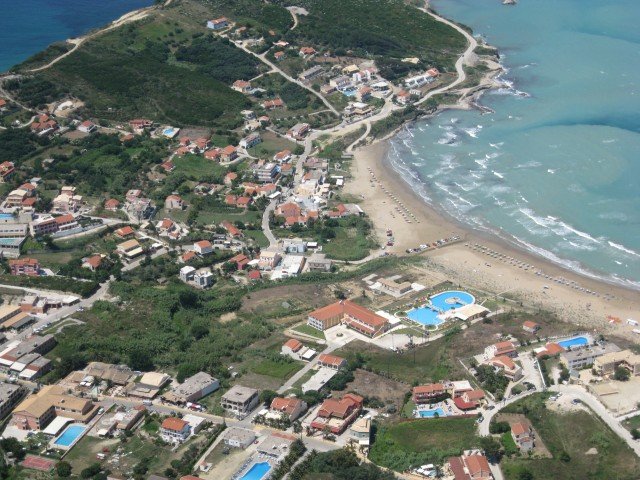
<box><xmin>614</xmin><ymin>366</ymin><xmax>630</xmax><ymax>381</ymax></box>
<box><xmin>80</xmin><ymin>463</ymin><xmax>102</xmax><ymax>478</ymax></box>
<box><xmin>489</xmin><ymin>421</ymin><xmax>510</xmax><ymax>434</ymax></box>
<box><xmin>56</xmin><ymin>461</ymin><xmax>72</xmax><ymax>478</ymax></box>
<box><xmin>631</xmin><ymin>428</ymin><xmax>640</xmax><ymax>440</ymax></box>
<box><xmin>260</xmin><ymin>389</ymin><xmax>278</xmax><ymax>406</ymax></box>
<box><xmin>517</xmin><ymin>468</ymin><xmax>534</xmax><ymax>480</ymax></box>
<box><xmin>479</xmin><ymin>436</ymin><xmax>502</xmax><ymax>461</ymax></box>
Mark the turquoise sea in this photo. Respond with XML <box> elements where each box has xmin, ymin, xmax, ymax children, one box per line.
<box><xmin>388</xmin><ymin>0</ymin><xmax>640</xmax><ymax>289</ymax></box>
<box><xmin>0</xmin><ymin>0</ymin><xmax>152</xmax><ymax>72</ymax></box>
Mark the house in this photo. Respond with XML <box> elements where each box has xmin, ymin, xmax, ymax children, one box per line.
<box><xmin>377</xmin><ymin>277</ymin><xmax>412</xmax><ymax>296</ymax></box>
<box><xmin>412</xmin><ymin>383</ymin><xmax>446</xmax><ymax>403</ymax></box>
<box><xmin>129</xmin><ymin>118</ymin><xmax>153</xmax><ymax>131</ymax></box>
<box><xmin>77</xmin><ymin>120</ymin><xmax>97</xmax><ymax>133</ymax></box>
<box><xmin>164</xmin><ymin>195</ymin><xmax>184</xmax><ymax>210</ymax></box>
<box><xmin>262</xmin><ymin>98</ymin><xmax>285</xmax><ymax>110</ymax></box>
<box><xmin>236</xmin><ymin>196</ymin><xmax>252</xmax><ymax>209</ymax></box>
<box><xmin>298</xmin><ymin>65</ymin><xmax>324</xmax><ymax>82</ymax></box>
<box><xmin>180</xmin><ymin>266</ymin><xmax>196</xmax><ymax>283</ymax></box>
<box><xmin>239</xmin><ymin>133</ymin><xmax>261</xmax><ymax>149</ymax></box>
<box><xmin>282</xmin><ymin>339</ymin><xmax>303</xmax><ymax>356</ymax></box>
<box><xmin>274</xmin><ymin>149</ymin><xmax>292</xmax><ymax>163</ymax></box>
<box><xmin>232</xmin><ymin>80</ymin><xmax>252</xmax><ymax>93</ymax></box>
<box><xmin>104</xmin><ymin>199</ymin><xmax>120</xmax><ymax>211</ymax></box>
<box><xmin>247</xmin><ymin>270</ymin><xmax>261</xmax><ymax>281</ymax></box>
<box><xmin>0</xmin><ymin>383</ymin><xmax>25</xmax><ymax>420</ymax></box>
<box><xmin>486</xmin><ymin>355</ymin><xmax>523</xmax><ymax>381</ymax></box>
<box><xmin>594</xmin><ymin>349</ymin><xmax>640</xmax><ymax>377</ymax></box>
<box><xmin>11</xmin><ymin>385</ymin><xmax>98</xmax><ymax>431</ymax></box>
<box><xmin>0</xmin><ymin>162</ymin><xmax>15</xmax><ymax>183</ymax></box>
<box><xmin>114</xmin><ymin>226</ymin><xmax>135</xmax><ymax>239</ymax></box>
<box><xmin>221</xmin><ymin>220</ymin><xmax>243</xmax><ymax>238</ymax></box>
<box><xmin>307</xmin><ymin>253</ymin><xmax>332</xmax><ymax>272</ymax></box>
<box><xmin>204</xmin><ymin>148</ymin><xmax>222</xmax><ymax>161</ymax></box>
<box><xmin>461</xmin><ymin>389</ymin><xmax>485</xmax><ymax>406</ymax></box>
<box><xmin>269</xmin><ymin>397</ymin><xmax>307</xmax><ymax>422</ymax></box>
<box><xmin>30</xmin><ymin>114</ymin><xmax>58</xmax><ymax>136</ymax></box>
<box><xmin>311</xmin><ymin>393</ymin><xmax>363</xmax><ymax>435</ymax></box>
<box><xmin>559</xmin><ymin>343</ymin><xmax>621</xmax><ymax>371</ymax></box>
<box><xmin>52</xmin><ymin>187</ymin><xmax>82</xmax><ymax>214</ymax></box>
<box><xmin>350</xmin><ymin>417</ymin><xmax>371</xmax><ymax>447</ymax></box>
<box><xmin>356</xmin><ymin>86</ymin><xmax>372</xmax><ymax>102</ymax></box>
<box><xmin>317</xmin><ymin>353</ymin><xmax>347</xmax><ymax>371</ymax></box>
<box><xmin>221</xmin><ymin>145</ymin><xmax>238</xmax><ymax>162</ymax></box>
<box><xmin>522</xmin><ymin>321</ymin><xmax>540</xmax><ymax>333</ymax></box>
<box><xmin>396</xmin><ymin>90</ymin><xmax>411</xmax><ymax>105</ymax></box>
<box><xmin>163</xmin><ymin>372</ymin><xmax>219</xmax><ymax>404</ymax></box>
<box><xmin>256</xmin><ymin>162</ymin><xmax>279</xmax><ymax>183</ymax></box>
<box><xmin>274</xmin><ymin>51</ymin><xmax>285</xmax><ymax>61</ymax></box>
<box><xmin>160</xmin><ymin>417</ymin><xmax>191</xmax><ymax>443</ymax></box>
<box><xmin>193</xmin><ymin>268</ymin><xmax>214</xmax><ymax>289</ymax></box>
<box><xmin>484</xmin><ymin>341</ymin><xmax>517</xmax><ymax>359</ymax></box>
<box><xmin>299</xmin><ymin>47</ymin><xmax>316</xmax><ymax>58</ymax></box>
<box><xmin>223</xmin><ymin>427</ymin><xmax>256</xmax><ymax>449</ymax></box>
<box><xmin>116</xmin><ymin>239</ymin><xmax>144</xmax><ymax>260</ymax></box>
<box><xmin>447</xmin><ymin>454</ymin><xmax>493</xmax><ymax>480</ymax></box>
<box><xmin>224</xmin><ymin>172</ymin><xmax>238</xmax><ymax>185</ymax></box>
<box><xmin>207</xmin><ymin>17</ymin><xmax>229</xmax><ymax>30</ymax></box>
<box><xmin>194</xmin><ymin>240</ymin><xmax>213</xmax><ymax>255</ymax></box>
<box><xmin>54</xmin><ymin>214</ymin><xmax>79</xmax><ymax>233</ymax></box>
<box><xmin>82</xmin><ymin>254</ymin><xmax>104</xmax><ymax>271</ymax></box>
<box><xmin>258</xmin><ymin>250</ymin><xmax>281</xmax><ymax>270</ymax></box>
<box><xmin>8</xmin><ymin>258</ymin><xmax>40</xmax><ymax>276</ymax></box>
<box><xmin>0</xmin><ymin>99</ymin><xmax>6</xmax><ymax>110</ymax></box>
<box><xmin>181</xmin><ymin>251</ymin><xmax>197</xmax><ymax>263</ymax></box>
<box><xmin>160</xmin><ymin>160</ymin><xmax>175</xmax><ymax>173</ymax></box>
<box><xmin>221</xmin><ymin>385</ymin><xmax>259</xmax><ymax>417</ymax></box>
<box><xmin>307</xmin><ymin>300</ymin><xmax>389</xmax><ymax>338</ymax></box>
<box><xmin>156</xmin><ymin>218</ymin><xmax>179</xmax><ymax>237</ymax></box>
<box><xmin>511</xmin><ymin>422</ymin><xmax>534</xmax><ymax>452</ymax></box>
<box><xmin>287</xmin><ymin>123</ymin><xmax>310</xmax><ymax>140</ymax></box>
<box><xmin>229</xmin><ymin>253</ymin><xmax>250</xmax><ymax>271</ymax></box>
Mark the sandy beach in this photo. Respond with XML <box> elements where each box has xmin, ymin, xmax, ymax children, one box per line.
<box><xmin>346</xmin><ymin>140</ymin><xmax>640</xmax><ymax>338</ymax></box>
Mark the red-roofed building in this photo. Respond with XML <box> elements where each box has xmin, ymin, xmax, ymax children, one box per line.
<box><xmin>9</xmin><ymin>258</ymin><xmax>40</xmax><ymax>276</ymax></box>
<box><xmin>262</xmin><ymin>98</ymin><xmax>285</xmax><ymax>110</ymax></box>
<box><xmin>78</xmin><ymin>120</ymin><xmax>97</xmax><ymax>133</ymax></box>
<box><xmin>274</xmin><ymin>149</ymin><xmax>292</xmax><ymax>162</ymax></box>
<box><xmin>307</xmin><ymin>300</ymin><xmax>389</xmax><ymax>338</ymax></box>
<box><xmin>236</xmin><ymin>196</ymin><xmax>252</xmax><ymax>209</ymax></box>
<box><xmin>182</xmin><ymin>251</ymin><xmax>197</xmax><ymax>263</ymax></box>
<box><xmin>161</xmin><ymin>160</ymin><xmax>175</xmax><ymax>173</ymax></box>
<box><xmin>82</xmin><ymin>254</ymin><xmax>104</xmax><ymax>271</ymax></box>
<box><xmin>221</xmin><ymin>145</ymin><xmax>238</xmax><ymax>162</ymax></box>
<box><xmin>0</xmin><ymin>161</ymin><xmax>15</xmax><ymax>183</ymax></box>
<box><xmin>247</xmin><ymin>270</ymin><xmax>261</xmax><ymax>281</ymax></box>
<box><xmin>536</xmin><ymin>342</ymin><xmax>564</xmax><ymax>358</ymax></box>
<box><xmin>317</xmin><ymin>353</ymin><xmax>347</xmax><ymax>371</ymax></box>
<box><xmin>511</xmin><ymin>422</ymin><xmax>534</xmax><ymax>451</ymax></box>
<box><xmin>486</xmin><ymin>355</ymin><xmax>523</xmax><ymax>381</ymax></box>
<box><xmin>204</xmin><ymin>148</ymin><xmax>222</xmax><ymax>161</ymax></box>
<box><xmin>160</xmin><ymin>417</ymin><xmax>190</xmax><ymax>443</ymax></box>
<box><xmin>447</xmin><ymin>454</ymin><xmax>493</xmax><ymax>480</ymax></box>
<box><xmin>484</xmin><ymin>341</ymin><xmax>517</xmax><ymax>359</ymax></box>
<box><xmin>311</xmin><ymin>393</ymin><xmax>363</xmax><ymax>434</ymax></box>
<box><xmin>299</xmin><ymin>47</ymin><xmax>316</xmax><ymax>58</ymax></box>
<box><xmin>55</xmin><ymin>214</ymin><xmax>78</xmax><ymax>232</ymax></box>
<box><xmin>270</xmin><ymin>397</ymin><xmax>307</xmax><ymax>421</ymax></box>
<box><xmin>129</xmin><ymin>119</ymin><xmax>153</xmax><ymax>131</ymax></box>
<box><xmin>115</xmin><ymin>226</ymin><xmax>135</xmax><ymax>239</ymax></box>
<box><xmin>522</xmin><ymin>321</ymin><xmax>540</xmax><ymax>333</ymax></box>
<box><xmin>282</xmin><ymin>338</ymin><xmax>303</xmax><ymax>355</ymax></box>
<box><xmin>194</xmin><ymin>240</ymin><xmax>213</xmax><ymax>255</ymax></box>
<box><xmin>232</xmin><ymin>80</ymin><xmax>252</xmax><ymax>93</ymax></box>
<box><xmin>104</xmin><ymin>199</ymin><xmax>120</xmax><ymax>211</ymax></box>
<box><xmin>229</xmin><ymin>253</ymin><xmax>249</xmax><ymax>270</ymax></box>
<box><xmin>412</xmin><ymin>383</ymin><xmax>445</xmax><ymax>403</ymax></box>
<box><xmin>221</xmin><ymin>220</ymin><xmax>242</xmax><ymax>237</ymax></box>
<box><xmin>224</xmin><ymin>172</ymin><xmax>238</xmax><ymax>185</ymax></box>
<box><xmin>164</xmin><ymin>195</ymin><xmax>184</xmax><ymax>210</ymax></box>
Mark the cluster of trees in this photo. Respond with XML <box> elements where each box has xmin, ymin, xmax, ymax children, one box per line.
<box><xmin>0</xmin><ymin>272</ymin><xmax>99</xmax><ymax>298</ymax></box>
<box><xmin>270</xmin><ymin>439</ymin><xmax>307</xmax><ymax>479</ymax></box>
<box><xmin>475</xmin><ymin>364</ymin><xmax>510</xmax><ymax>399</ymax></box>
<box><xmin>209</xmin><ymin>0</ymin><xmax>293</xmax><ymax>33</ymax></box>
<box><xmin>4</xmin><ymin>76</ymin><xmax>64</xmax><ymax>109</ymax></box>
<box><xmin>0</xmin><ymin>128</ymin><xmax>50</xmax><ymax>162</ymax></box>
<box><xmin>175</xmin><ymin>35</ymin><xmax>260</xmax><ymax>84</ymax></box>
<box><xmin>289</xmin><ymin>448</ymin><xmax>396</xmax><ymax>480</ymax></box>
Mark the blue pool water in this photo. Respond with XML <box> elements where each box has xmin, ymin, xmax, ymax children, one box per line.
<box><xmin>342</xmin><ymin>88</ymin><xmax>357</xmax><ymax>97</ymax></box>
<box><xmin>54</xmin><ymin>425</ymin><xmax>85</xmax><ymax>447</ymax></box>
<box><xmin>418</xmin><ymin>407</ymin><xmax>445</xmax><ymax>418</ymax></box>
<box><xmin>407</xmin><ymin>291</ymin><xmax>475</xmax><ymax>326</ymax></box>
<box><xmin>0</xmin><ymin>213</ymin><xmax>14</xmax><ymax>219</ymax></box>
<box><xmin>240</xmin><ymin>462</ymin><xmax>271</xmax><ymax>480</ymax></box>
<box><xmin>557</xmin><ymin>336</ymin><xmax>588</xmax><ymax>349</ymax></box>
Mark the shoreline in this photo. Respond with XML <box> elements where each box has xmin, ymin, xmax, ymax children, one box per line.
<box><xmin>346</xmin><ymin>138</ymin><xmax>640</xmax><ymax>336</ymax></box>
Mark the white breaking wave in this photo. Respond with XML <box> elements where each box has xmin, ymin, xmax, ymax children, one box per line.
<box><xmin>492</xmin><ymin>171</ymin><xmax>505</xmax><ymax>179</ymax></box>
<box><xmin>608</xmin><ymin>241</ymin><xmax>640</xmax><ymax>258</ymax></box>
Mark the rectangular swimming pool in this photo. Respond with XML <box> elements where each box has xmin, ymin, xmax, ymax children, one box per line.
<box><xmin>418</xmin><ymin>407</ymin><xmax>445</xmax><ymax>418</ymax></box>
<box><xmin>557</xmin><ymin>336</ymin><xmax>588</xmax><ymax>349</ymax></box>
<box><xmin>240</xmin><ymin>462</ymin><xmax>271</xmax><ymax>480</ymax></box>
<box><xmin>53</xmin><ymin>425</ymin><xmax>85</xmax><ymax>447</ymax></box>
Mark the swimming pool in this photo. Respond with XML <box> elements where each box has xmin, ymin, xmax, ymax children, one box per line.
<box><xmin>407</xmin><ymin>291</ymin><xmax>475</xmax><ymax>326</ymax></box>
<box><xmin>240</xmin><ymin>462</ymin><xmax>271</xmax><ymax>480</ymax></box>
<box><xmin>418</xmin><ymin>407</ymin><xmax>445</xmax><ymax>418</ymax></box>
<box><xmin>342</xmin><ymin>88</ymin><xmax>357</xmax><ymax>97</ymax></box>
<box><xmin>53</xmin><ymin>425</ymin><xmax>85</xmax><ymax>448</ymax></box>
<box><xmin>557</xmin><ymin>336</ymin><xmax>588</xmax><ymax>349</ymax></box>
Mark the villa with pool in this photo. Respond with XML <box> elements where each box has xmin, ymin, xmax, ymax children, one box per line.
<box><xmin>398</xmin><ymin>290</ymin><xmax>489</xmax><ymax>330</ymax></box>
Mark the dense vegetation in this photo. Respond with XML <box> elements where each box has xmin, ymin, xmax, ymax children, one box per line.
<box><xmin>174</xmin><ymin>35</ymin><xmax>260</xmax><ymax>84</ymax></box>
<box><xmin>277</xmin><ymin>0</ymin><xmax>466</xmax><ymax>74</ymax></box>
<box><xmin>201</xmin><ymin>0</ymin><xmax>293</xmax><ymax>33</ymax></box>
<box><xmin>369</xmin><ymin>418</ymin><xmax>479</xmax><ymax>471</ymax></box>
<box><xmin>501</xmin><ymin>394</ymin><xmax>640</xmax><ymax>480</ymax></box>
<box><xmin>0</xmin><ymin>128</ymin><xmax>50</xmax><ymax>162</ymax></box>
<box><xmin>0</xmin><ymin>273</ymin><xmax>99</xmax><ymax>298</ymax></box>
<box><xmin>290</xmin><ymin>449</ymin><xmax>396</xmax><ymax>480</ymax></box>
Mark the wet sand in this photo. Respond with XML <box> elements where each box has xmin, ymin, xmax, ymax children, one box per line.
<box><xmin>346</xmin><ymin>140</ymin><xmax>640</xmax><ymax>337</ymax></box>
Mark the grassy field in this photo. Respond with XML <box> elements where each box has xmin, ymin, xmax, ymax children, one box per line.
<box><xmin>250</xmin><ymin>358</ymin><xmax>303</xmax><ymax>379</ymax></box>
<box><xmin>501</xmin><ymin>394</ymin><xmax>640</xmax><ymax>480</ymax></box>
<box><xmin>172</xmin><ymin>154</ymin><xmax>227</xmax><ymax>180</ymax></box>
<box><xmin>245</xmin><ymin>131</ymin><xmax>298</xmax><ymax>158</ymax></box>
<box><xmin>369</xmin><ymin>418</ymin><xmax>479</xmax><ymax>471</ymax></box>
<box><xmin>291</xmin><ymin>323</ymin><xmax>326</xmax><ymax>340</ymax></box>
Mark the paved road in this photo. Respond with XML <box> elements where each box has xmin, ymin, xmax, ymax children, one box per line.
<box><xmin>262</xmin><ymin>200</ymin><xmax>278</xmax><ymax>249</ymax></box>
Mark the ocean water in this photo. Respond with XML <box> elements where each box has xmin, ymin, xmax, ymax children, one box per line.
<box><xmin>389</xmin><ymin>0</ymin><xmax>640</xmax><ymax>289</ymax></box>
<box><xmin>0</xmin><ymin>0</ymin><xmax>153</xmax><ymax>72</ymax></box>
